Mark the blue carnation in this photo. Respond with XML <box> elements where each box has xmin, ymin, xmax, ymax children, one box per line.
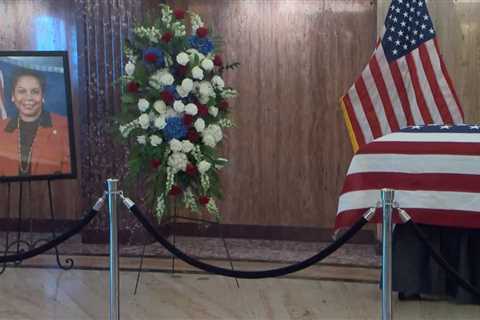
<box><xmin>143</xmin><ymin>47</ymin><xmax>165</xmax><ymax>67</ymax></box>
<box><xmin>187</xmin><ymin>36</ymin><xmax>214</xmax><ymax>55</ymax></box>
<box><xmin>164</xmin><ymin>85</ymin><xmax>181</xmax><ymax>100</ymax></box>
<box><xmin>164</xmin><ymin>117</ymin><xmax>188</xmax><ymax>141</ymax></box>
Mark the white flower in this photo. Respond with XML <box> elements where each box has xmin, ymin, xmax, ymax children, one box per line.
<box><xmin>172</xmin><ymin>21</ymin><xmax>186</xmax><ymax>37</ymax></box>
<box><xmin>220</xmin><ymin>88</ymin><xmax>238</xmax><ymax>98</ymax></box>
<box><xmin>191</xmin><ymin>66</ymin><xmax>204</xmax><ymax>80</ymax></box>
<box><xmin>201</xmin><ymin>58</ymin><xmax>214</xmax><ymax>71</ymax></box>
<box><xmin>137</xmin><ymin>98</ymin><xmax>150</xmax><ymax>112</ymax></box>
<box><xmin>169</xmin><ymin>139</ymin><xmax>183</xmax><ymax>152</ymax></box>
<box><xmin>202</xmin><ymin>124</ymin><xmax>223</xmax><ymax>145</ymax></box>
<box><xmin>182</xmin><ymin>140</ymin><xmax>194</xmax><ymax>153</ymax></box>
<box><xmin>176</xmin><ymin>52</ymin><xmax>189</xmax><ymax>66</ymax></box>
<box><xmin>154</xmin><ymin>116</ymin><xmax>166</xmax><ymax>129</ymax></box>
<box><xmin>185</xmin><ymin>103</ymin><xmax>198</xmax><ymax>115</ymax></box>
<box><xmin>199</xmin><ymin>95</ymin><xmax>210</xmax><ymax>104</ymax></box>
<box><xmin>190</xmin><ymin>13</ymin><xmax>204</xmax><ymax>33</ymax></box>
<box><xmin>173</xmin><ymin>100</ymin><xmax>185</xmax><ymax>113</ymax></box>
<box><xmin>125</xmin><ymin>62</ymin><xmax>135</xmax><ymax>76</ymax></box>
<box><xmin>148</xmin><ymin>34</ymin><xmax>158</xmax><ymax>44</ymax></box>
<box><xmin>137</xmin><ymin>135</ymin><xmax>146</xmax><ymax>144</ymax></box>
<box><xmin>161</xmin><ymin>5</ymin><xmax>173</xmax><ymax>27</ymax></box>
<box><xmin>168</xmin><ymin>152</ymin><xmax>188</xmax><ymax>172</ymax></box>
<box><xmin>202</xmin><ymin>134</ymin><xmax>216</xmax><ymax>147</ymax></box>
<box><xmin>198</xmin><ymin>160</ymin><xmax>212</xmax><ymax>174</ymax></box>
<box><xmin>119</xmin><ymin>119</ymin><xmax>138</xmax><ymax>138</ymax></box>
<box><xmin>119</xmin><ymin>125</ymin><xmax>127</xmax><ymax>136</ymax></box>
<box><xmin>150</xmin><ymin>135</ymin><xmax>163</xmax><ymax>146</ymax></box>
<box><xmin>181</xmin><ymin>78</ymin><xmax>194</xmax><ymax>92</ymax></box>
<box><xmin>149</xmin><ymin>71</ymin><xmax>163</xmax><ymax>90</ymax></box>
<box><xmin>209</xmin><ymin>106</ymin><xmax>219</xmax><ymax>117</ymax></box>
<box><xmin>138</xmin><ymin>114</ymin><xmax>150</xmax><ymax>129</ymax></box>
<box><xmin>211</xmin><ymin>75</ymin><xmax>225</xmax><ymax>89</ymax></box>
<box><xmin>160</xmin><ymin>72</ymin><xmax>174</xmax><ymax>86</ymax></box>
<box><xmin>210</xmin><ymin>124</ymin><xmax>223</xmax><ymax>142</ymax></box>
<box><xmin>176</xmin><ymin>85</ymin><xmax>189</xmax><ymax>98</ymax></box>
<box><xmin>194</xmin><ymin>118</ymin><xmax>205</xmax><ymax>132</ymax></box>
<box><xmin>153</xmin><ymin>100</ymin><xmax>167</xmax><ymax>114</ymax></box>
<box><xmin>198</xmin><ymin>81</ymin><xmax>214</xmax><ymax>97</ymax></box>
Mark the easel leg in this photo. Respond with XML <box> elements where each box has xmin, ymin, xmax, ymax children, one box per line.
<box><xmin>171</xmin><ymin>201</ymin><xmax>176</xmax><ymax>274</ymax></box>
<box><xmin>15</xmin><ymin>182</ymin><xmax>23</xmax><ymax>262</ymax></box>
<box><xmin>219</xmin><ymin>227</ymin><xmax>240</xmax><ymax>288</ymax></box>
<box><xmin>0</xmin><ymin>182</ymin><xmax>11</xmax><ymax>274</ymax></box>
<box><xmin>47</xmin><ymin>180</ymin><xmax>74</xmax><ymax>270</ymax></box>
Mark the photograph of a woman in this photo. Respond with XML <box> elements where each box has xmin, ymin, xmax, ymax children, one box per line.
<box><xmin>0</xmin><ymin>52</ymin><xmax>75</xmax><ymax>180</ymax></box>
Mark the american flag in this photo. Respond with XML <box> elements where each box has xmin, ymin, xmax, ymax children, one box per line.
<box><xmin>336</xmin><ymin>124</ymin><xmax>480</xmax><ymax>229</ymax></box>
<box><xmin>341</xmin><ymin>0</ymin><xmax>464</xmax><ymax>152</ymax></box>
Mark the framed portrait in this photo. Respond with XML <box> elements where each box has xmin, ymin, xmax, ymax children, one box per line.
<box><xmin>0</xmin><ymin>51</ymin><xmax>76</xmax><ymax>182</ymax></box>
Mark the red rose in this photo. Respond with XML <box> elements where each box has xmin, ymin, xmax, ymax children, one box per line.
<box><xmin>186</xmin><ymin>164</ymin><xmax>198</xmax><ymax>176</ymax></box>
<box><xmin>127</xmin><ymin>81</ymin><xmax>139</xmax><ymax>93</ymax></box>
<box><xmin>161</xmin><ymin>32</ymin><xmax>173</xmax><ymax>43</ymax></box>
<box><xmin>176</xmin><ymin>65</ymin><xmax>188</xmax><ymax>77</ymax></box>
<box><xmin>160</xmin><ymin>90</ymin><xmax>175</xmax><ymax>105</ymax></box>
<box><xmin>197</xmin><ymin>104</ymin><xmax>209</xmax><ymax>117</ymax></box>
<box><xmin>144</xmin><ymin>53</ymin><xmax>157</xmax><ymax>63</ymax></box>
<box><xmin>183</xmin><ymin>114</ymin><xmax>193</xmax><ymax>126</ymax></box>
<box><xmin>219</xmin><ymin>100</ymin><xmax>229</xmax><ymax>111</ymax></box>
<box><xmin>151</xmin><ymin>159</ymin><xmax>161</xmax><ymax>169</ymax></box>
<box><xmin>199</xmin><ymin>196</ymin><xmax>210</xmax><ymax>205</ymax></box>
<box><xmin>169</xmin><ymin>185</ymin><xmax>182</xmax><ymax>196</ymax></box>
<box><xmin>174</xmin><ymin>9</ymin><xmax>185</xmax><ymax>19</ymax></box>
<box><xmin>187</xmin><ymin>129</ymin><xmax>199</xmax><ymax>142</ymax></box>
<box><xmin>196</xmin><ymin>27</ymin><xmax>208</xmax><ymax>38</ymax></box>
<box><xmin>213</xmin><ymin>54</ymin><xmax>223</xmax><ymax>67</ymax></box>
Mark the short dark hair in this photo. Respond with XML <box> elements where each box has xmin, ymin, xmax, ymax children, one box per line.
<box><xmin>11</xmin><ymin>69</ymin><xmax>46</xmax><ymax>93</ymax></box>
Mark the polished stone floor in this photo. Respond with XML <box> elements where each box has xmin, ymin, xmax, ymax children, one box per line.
<box><xmin>0</xmin><ymin>265</ymin><xmax>479</xmax><ymax>320</ymax></box>
<box><xmin>0</xmin><ymin>232</ymin><xmax>478</xmax><ymax>319</ymax></box>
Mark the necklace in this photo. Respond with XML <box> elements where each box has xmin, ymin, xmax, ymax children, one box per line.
<box><xmin>17</xmin><ymin>117</ymin><xmax>34</xmax><ymax>175</ymax></box>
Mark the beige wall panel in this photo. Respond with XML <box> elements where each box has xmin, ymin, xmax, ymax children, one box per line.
<box><xmin>377</xmin><ymin>0</ymin><xmax>480</xmax><ymax>122</ymax></box>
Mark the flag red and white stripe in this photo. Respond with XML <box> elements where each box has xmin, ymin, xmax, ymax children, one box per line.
<box><xmin>341</xmin><ymin>0</ymin><xmax>464</xmax><ymax>152</ymax></box>
<box><xmin>336</xmin><ymin>125</ymin><xmax>480</xmax><ymax>229</ymax></box>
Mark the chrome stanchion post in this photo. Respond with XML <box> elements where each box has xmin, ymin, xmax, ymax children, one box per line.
<box><xmin>381</xmin><ymin>188</ymin><xmax>394</xmax><ymax>320</ymax></box>
<box><xmin>107</xmin><ymin>179</ymin><xmax>120</xmax><ymax>320</ymax></box>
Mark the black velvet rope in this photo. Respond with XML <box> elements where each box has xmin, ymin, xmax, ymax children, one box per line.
<box><xmin>406</xmin><ymin>220</ymin><xmax>480</xmax><ymax>298</ymax></box>
<box><xmin>129</xmin><ymin>204</ymin><xmax>369</xmax><ymax>279</ymax></box>
<box><xmin>0</xmin><ymin>208</ymin><xmax>99</xmax><ymax>263</ymax></box>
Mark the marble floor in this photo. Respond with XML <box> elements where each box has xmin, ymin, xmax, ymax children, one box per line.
<box><xmin>0</xmin><ymin>264</ymin><xmax>479</xmax><ymax>320</ymax></box>
<box><xmin>0</xmin><ymin>232</ymin><xmax>479</xmax><ymax>319</ymax></box>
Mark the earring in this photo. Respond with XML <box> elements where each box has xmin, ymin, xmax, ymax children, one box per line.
<box><xmin>42</xmin><ymin>99</ymin><xmax>45</xmax><ymax>103</ymax></box>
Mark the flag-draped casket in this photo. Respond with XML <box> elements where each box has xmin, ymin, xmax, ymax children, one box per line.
<box><xmin>336</xmin><ymin>125</ymin><xmax>480</xmax><ymax>229</ymax></box>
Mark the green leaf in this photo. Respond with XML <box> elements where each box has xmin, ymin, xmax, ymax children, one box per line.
<box><xmin>200</xmin><ymin>145</ymin><xmax>218</xmax><ymax>161</ymax></box>
<box><xmin>121</xmin><ymin>94</ymin><xmax>138</xmax><ymax>105</ymax></box>
<box><xmin>134</xmin><ymin>63</ymin><xmax>148</xmax><ymax>84</ymax></box>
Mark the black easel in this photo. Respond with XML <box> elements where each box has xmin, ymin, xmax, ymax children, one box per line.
<box><xmin>133</xmin><ymin>202</ymin><xmax>239</xmax><ymax>294</ymax></box>
<box><xmin>0</xmin><ymin>179</ymin><xmax>74</xmax><ymax>272</ymax></box>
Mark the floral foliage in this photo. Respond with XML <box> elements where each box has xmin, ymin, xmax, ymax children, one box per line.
<box><xmin>117</xmin><ymin>4</ymin><xmax>238</xmax><ymax>219</ymax></box>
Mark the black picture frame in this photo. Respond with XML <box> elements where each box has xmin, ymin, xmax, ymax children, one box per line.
<box><xmin>0</xmin><ymin>51</ymin><xmax>77</xmax><ymax>182</ymax></box>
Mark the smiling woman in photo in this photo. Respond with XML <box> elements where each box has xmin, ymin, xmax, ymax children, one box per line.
<box><xmin>0</xmin><ymin>68</ymin><xmax>71</xmax><ymax>177</ymax></box>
